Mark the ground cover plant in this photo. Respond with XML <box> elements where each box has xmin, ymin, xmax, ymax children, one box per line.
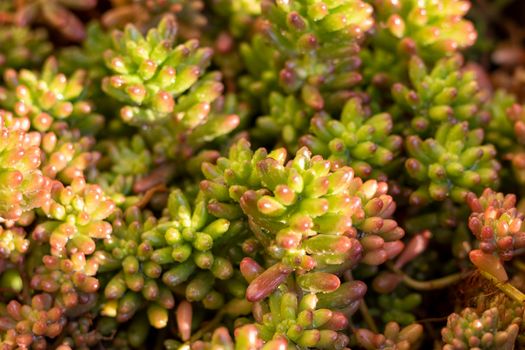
<box><xmin>1</xmin><ymin>0</ymin><xmax>525</xmax><ymax>349</ymax></box>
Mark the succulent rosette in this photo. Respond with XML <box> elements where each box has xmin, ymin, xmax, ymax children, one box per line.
<box><xmin>369</xmin><ymin>0</ymin><xmax>477</xmax><ymax>62</ymax></box>
<box><xmin>101</xmin><ymin>15</ymin><xmax>217</xmax><ymax>125</ymax></box>
<box><xmin>0</xmin><ymin>111</ymin><xmax>51</xmax><ymax>222</ymax></box>
<box><xmin>442</xmin><ymin>296</ymin><xmax>524</xmax><ymax>350</ymax></box>
<box><xmin>405</xmin><ymin>122</ymin><xmax>500</xmax><ymax>205</ymax></box>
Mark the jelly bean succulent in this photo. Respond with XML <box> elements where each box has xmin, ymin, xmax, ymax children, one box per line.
<box><xmin>102</xmin><ymin>15</ymin><xmax>216</xmax><ymax>125</ymax></box>
<box><xmin>251</xmin><ymin>284</ymin><xmax>354</xmax><ymax>349</ymax></box>
<box><xmin>393</xmin><ymin>55</ymin><xmax>489</xmax><ymax>136</ymax></box>
<box><xmin>2</xmin><ymin>0</ymin><xmax>525</xmax><ymax>349</ymax></box>
<box><xmin>0</xmin><ymin>56</ymin><xmax>103</xmax><ymax>133</ymax></box>
<box><xmin>0</xmin><ymin>25</ymin><xmax>52</xmax><ymax>75</ymax></box>
<box><xmin>299</xmin><ymin>97</ymin><xmax>402</xmax><ymax>179</ymax></box>
<box><xmin>0</xmin><ymin>294</ymin><xmax>67</xmax><ymax>349</ymax></box>
<box><xmin>0</xmin><ymin>111</ymin><xmax>50</xmax><ymax>222</ymax></box>
<box><xmin>405</xmin><ymin>122</ymin><xmax>500</xmax><ymax>205</ymax></box>
<box><xmin>2</xmin><ymin>0</ymin><xmax>97</xmax><ymax>42</ymax></box>
<box><xmin>353</xmin><ymin>322</ymin><xmax>424</xmax><ymax>350</ymax></box>
<box><xmin>369</xmin><ymin>0</ymin><xmax>477</xmax><ymax>62</ymax></box>
<box><xmin>102</xmin><ymin>0</ymin><xmax>207</xmax><ymax>41</ymax></box>
<box><xmin>442</xmin><ymin>294</ymin><xmax>525</xmax><ymax>350</ymax></box>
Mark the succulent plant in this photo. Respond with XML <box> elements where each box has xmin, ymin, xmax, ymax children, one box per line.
<box><xmin>8</xmin><ymin>0</ymin><xmax>97</xmax><ymax>42</ymax></box>
<box><xmin>209</xmin><ymin>0</ymin><xmax>261</xmax><ymax>38</ymax></box>
<box><xmin>0</xmin><ymin>25</ymin><xmax>52</xmax><ymax>75</ymax></box>
<box><xmin>102</xmin><ymin>15</ymin><xmax>217</xmax><ymax>125</ymax></box>
<box><xmin>467</xmin><ymin>189</ymin><xmax>525</xmax><ymax>262</ymax></box>
<box><xmin>30</xmin><ymin>254</ymin><xmax>99</xmax><ymax>310</ymax></box>
<box><xmin>32</xmin><ymin>178</ymin><xmax>115</xmax><ymax>259</ymax></box>
<box><xmin>0</xmin><ymin>226</ymin><xmax>29</xmax><ymax>263</ymax></box>
<box><xmin>241</xmin><ymin>0</ymin><xmax>372</xmax><ymax>113</ymax></box>
<box><xmin>0</xmin><ymin>1</ymin><xmax>524</xmax><ymax>349</ymax></box>
<box><xmin>253</xmin><ymin>285</ymin><xmax>351</xmax><ymax>349</ymax></box>
<box><xmin>40</xmin><ymin>126</ymin><xmax>99</xmax><ymax>184</ymax></box>
<box><xmin>251</xmin><ymin>92</ymin><xmax>311</xmax><ymax>151</ymax></box>
<box><xmin>0</xmin><ymin>57</ymin><xmax>103</xmax><ymax>133</ymax></box>
<box><xmin>442</xmin><ymin>295</ymin><xmax>524</xmax><ymax>350</ymax></box>
<box><xmin>300</xmin><ymin>97</ymin><xmax>402</xmax><ymax>179</ymax></box>
<box><xmin>56</xmin><ymin>315</ymin><xmax>101</xmax><ymax>350</ymax></box>
<box><xmin>140</xmin><ymin>82</ymin><xmax>240</xmax><ymax>161</ymax></box>
<box><xmin>99</xmin><ymin>206</ymin><xmax>160</xmax><ymax>303</ymax></box>
<box><xmin>142</xmin><ymin>188</ymin><xmax>240</xmax><ymax>277</ymax></box>
<box><xmin>0</xmin><ymin>111</ymin><xmax>51</xmax><ymax>222</ymax></box>
<box><xmin>392</xmin><ymin>55</ymin><xmax>489</xmax><ymax>136</ymax></box>
<box><xmin>485</xmin><ymin>100</ymin><xmax>525</xmax><ymax>185</ymax></box>
<box><xmin>375</xmin><ymin>292</ymin><xmax>422</xmax><ymax>326</ymax></box>
<box><xmin>405</xmin><ymin>122</ymin><xmax>500</xmax><ymax>205</ymax></box>
<box><xmin>58</xmin><ymin>22</ymin><xmax>112</xmax><ymax>88</ymax></box>
<box><xmin>239</xmin><ymin>0</ymin><xmax>375</xmax><ymax>155</ymax></box>
<box><xmin>369</xmin><ymin>0</ymin><xmax>477</xmax><ymax>62</ymax></box>
<box><xmin>202</xmin><ymin>139</ymin><xmax>404</xmax><ymax>301</ymax></box>
<box><xmin>91</xmin><ymin>135</ymin><xmax>152</xmax><ymax>197</ymax></box>
<box><xmin>0</xmin><ymin>294</ymin><xmax>66</xmax><ymax>349</ymax></box>
<box><xmin>354</xmin><ymin>321</ymin><xmax>424</xmax><ymax>350</ymax></box>
<box><xmin>102</xmin><ymin>0</ymin><xmax>207</xmax><ymax>40</ymax></box>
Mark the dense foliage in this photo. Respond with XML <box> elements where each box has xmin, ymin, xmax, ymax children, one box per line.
<box><xmin>0</xmin><ymin>0</ymin><xmax>525</xmax><ymax>349</ymax></box>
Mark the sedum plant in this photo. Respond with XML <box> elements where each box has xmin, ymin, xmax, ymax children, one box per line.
<box><xmin>0</xmin><ymin>111</ymin><xmax>50</xmax><ymax>222</ymax></box>
<box><xmin>102</xmin><ymin>15</ymin><xmax>215</xmax><ymax>125</ymax></box>
<box><xmin>2</xmin><ymin>0</ymin><xmax>97</xmax><ymax>42</ymax></box>
<box><xmin>369</xmin><ymin>0</ymin><xmax>477</xmax><ymax>62</ymax></box>
<box><xmin>252</xmin><ymin>284</ymin><xmax>353</xmax><ymax>349</ymax></box>
<box><xmin>32</xmin><ymin>177</ymin><xmax>115</xmax><ymax>260</ymax></box>
<box><xmin>2</xmin><ymin>1</ymin><xmax>525</xmax><ymax>350</ymax></box>
<box><xmin>354</xmin><ymin>322</ymin><xmax>423</xmax><ymax>350</ymax></box>
<box><xmin>299</xmin><ymin>97</ymin><xmax>402</xmax><ymax>179</ymax></box>
<box><xmin>405</xmin><ymin>122</ymin><xmax>500</xmax><ymax>205</ymax></box>
<box><xmin>441</xmin><ymin>294</ymin><xmax>525</xmax><ymax>350</ymax></box>
<box><xmin>0</xmin><ymin>57</ymin><xmax>103</xmax><ymax>133</ymax></box>
<box><xmin>392</xmin><ymin>55</ymin><xmax>489</xmax><ymax>136</ymax></box>
<box><xmin>0</xmin><ymin>25</ymin><xmax>52</xmax><ymax>75</ymax></box>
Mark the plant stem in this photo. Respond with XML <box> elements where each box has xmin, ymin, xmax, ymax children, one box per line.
<box><xmin>135</xmin><ymin>184</ymin><xmax>167</xmax><ymax>208</ymax></box>
<box><xmin>401</xmin><ymin>272</ymin><xmax>464</xmax><ymax>291</ymax></box>
<box><xmin>359</xmin><ymin>300</ymin><xmax>378</xmax><ymax>333</ymax></box>
<box><xmin>388</xmin><ymin>263</ymin><xmax>464</xmax><ymax>291</ymax></box>
<box><xmin>189</xmin><ymin>310</ymin><xmax>225</xmax><ymax>343</ymax></box>
<box><xmin>480</xmin><ymin>270</ymin><xmax>525</xmax><ymax>304</ymax></box>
